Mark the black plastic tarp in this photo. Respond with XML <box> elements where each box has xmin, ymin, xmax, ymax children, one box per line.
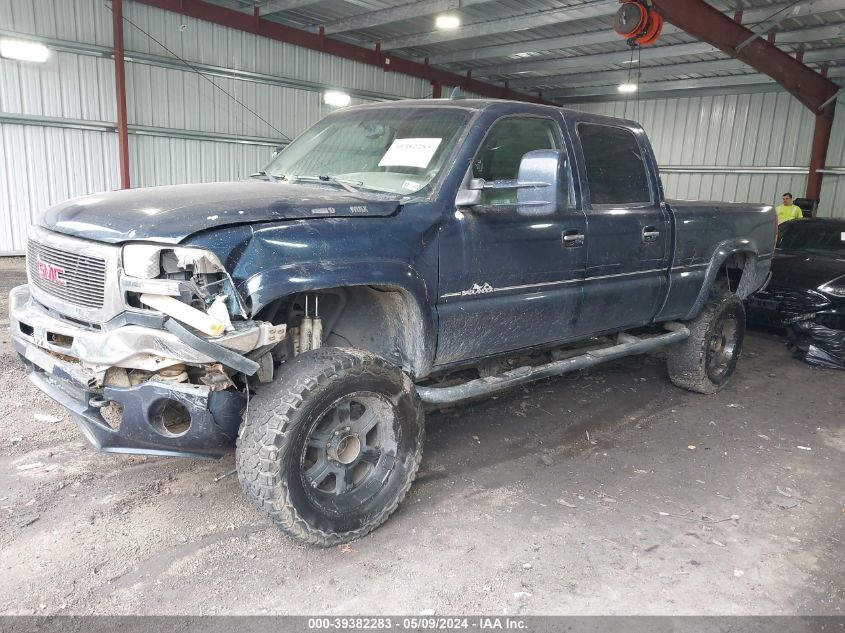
<box><xmin>786</xmin><ymin>312</ymin><xmax>845</xmax><ymax>370</ymax></box>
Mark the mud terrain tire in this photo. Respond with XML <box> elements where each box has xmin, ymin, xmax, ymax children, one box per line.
<box><xmin>667</xmin><ymin>293</ymin><xmax>746</xmax><ymax>394</ymax></box>
<box><xmin>236</xmin><ymin>348</ymin><xmax>424</xmax><ymax>547</ymax></box>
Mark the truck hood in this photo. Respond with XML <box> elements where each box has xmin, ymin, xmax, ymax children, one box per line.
<box><xmin>39</xmin><ymin>181</ymin><xmax>401</xmax><ymax>244</ymax></box>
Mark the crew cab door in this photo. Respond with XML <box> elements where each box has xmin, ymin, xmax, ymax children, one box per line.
<box><xmin>568</xmin><ymin>118</ymin><xmax>671</xmax><ymax>333</ymax></box>
<box><xmin>435</xmin><ymin>114</ymin><xmax>588</xmax><ymax>366</ymax></box>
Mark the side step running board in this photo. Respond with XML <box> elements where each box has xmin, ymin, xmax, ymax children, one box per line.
<box><xmin>416</xmin><ymin>322</ymin><xmax>690</xmax><ymax>405</ymax></box>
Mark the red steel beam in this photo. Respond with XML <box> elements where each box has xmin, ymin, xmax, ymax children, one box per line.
<box><xmin>807</xmin><ymin>107</ymin><xmax>835</xmax><ymax>202</ymax></box>
<box><xmin>651</xmin><ymin>0</ymin><xmax>838</xmax><ymax>201</ymax></box>
<box><xmin>133</xmin><ymin>0</ymin><xmax>549</xmax><ymax>104</ymax></box>
<box><xmin>112</xmin><ymin>0</ymin><xmax>131</xmax><ymax>189</ymax></box>
<box><xmin>809</xmin><ymin>66</ymin><xmax>835</xmax><ymax>201</ymax></box>
<box><xmin>651</xmin><ymin>0</ymin><xmax>837</xmax><ymax>111</ymax></box>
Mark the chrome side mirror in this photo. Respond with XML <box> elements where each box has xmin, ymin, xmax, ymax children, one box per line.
<box><xmin>515</xmin><ymin>149</ymin><xmax>562</xmax><ymax>216</ymax></box>
<box><xmin>455</xmin><ymin>151</ymin><xmax>564</xmax><ymax>216</ymax></box>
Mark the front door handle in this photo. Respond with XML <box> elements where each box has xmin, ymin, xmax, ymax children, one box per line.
<box><xmin>562</xmin><ymin>229</ymin><xmax>585</xmax><ymax>247</ymax></box>
<box><xmin>642</xmin><ymin>226</ymin><xmax>660</xmax><ymax>242</ymax></box>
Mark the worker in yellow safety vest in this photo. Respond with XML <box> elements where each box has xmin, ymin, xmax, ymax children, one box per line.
<box><xmin>775</xmin><ymin>192</ymin><xmax>803</xmax><ymax>224</ymax></box>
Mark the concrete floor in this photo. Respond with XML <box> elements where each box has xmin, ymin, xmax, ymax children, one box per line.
<box><xmin>0</xmin><ymin>259</ymin><xmax>842</xmax><ymax>615</ymax></box>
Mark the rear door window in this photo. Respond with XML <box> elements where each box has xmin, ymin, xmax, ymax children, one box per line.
<box><xmin>577</xmin><ymin>122</ymin><xmax>651</xmax><ymax>205</ymax></box>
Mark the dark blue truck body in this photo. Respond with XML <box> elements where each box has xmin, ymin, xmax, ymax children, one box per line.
<box><xmin>11</xmin><ymin>99</ymin><xmax>776</xmax><ymax>458</ymax></box>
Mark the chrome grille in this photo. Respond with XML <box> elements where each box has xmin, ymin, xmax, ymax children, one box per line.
<box><xmin>27</xmin><ymin>239</ymin><xmax>107</xmax><ymax>309</ymax></box>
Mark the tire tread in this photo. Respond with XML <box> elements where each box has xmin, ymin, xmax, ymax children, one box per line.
<box><xmin>667</xmin><ymin>292</ymin><xmax>745</xmax><ymax>395</ymax></box>
<box><xmin>236</xmin><ymin>348</ymin><xmax>424</xmax><ymax>547</ymax></box>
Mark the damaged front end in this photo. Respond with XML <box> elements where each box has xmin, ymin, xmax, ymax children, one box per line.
<box><xmin>10</xmin><ymin>227</ymin><xmax>285</xmax><ymax>458</ymax></box>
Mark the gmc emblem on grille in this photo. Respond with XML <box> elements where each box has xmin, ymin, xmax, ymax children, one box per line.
<box><xmin>36</xmin><ymin>259</ymin><xmax>67</xmax><ymax>286</ymax></box>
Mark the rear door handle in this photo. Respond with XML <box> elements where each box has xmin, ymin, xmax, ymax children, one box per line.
<box><xmin>562</xmin><ymin>229</ymin><xmax>585</xmax><ymax>247</ymax></box>
<box><xmin>642</xmin><ymin>226</ymin><xmax>660</xmax><ymax>242</ymax></box>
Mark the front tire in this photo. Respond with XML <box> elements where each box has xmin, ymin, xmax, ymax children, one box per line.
<box><xmin>236</xmin><ymin>348</ymin><xmax>424</xmax><ymax>546</ymax></box>
<box><xmin>667</xmin><ymin>292</ymin><xmax>746</xmax><ymax>394</ymax></box>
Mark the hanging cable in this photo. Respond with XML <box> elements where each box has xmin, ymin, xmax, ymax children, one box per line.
<box><xmin>105</xmin><ymin>2</ymin><xmax>292</xmax><ymax>142</ymax></box>
<box><xmin>624</xmin><ymin>44</ymin><xmax>635</xmax><ymax>120</ymax></box>
<box><xmin>636</xmin><ymin>45</ymin><xmax>641</xmax><ymax>122</ymax></box>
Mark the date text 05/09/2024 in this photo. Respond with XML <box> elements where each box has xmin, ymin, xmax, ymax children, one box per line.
<box><xmin>307</xmin><ymin>617</ymin><xmax>528</xmax><ymax>630</ymax></box>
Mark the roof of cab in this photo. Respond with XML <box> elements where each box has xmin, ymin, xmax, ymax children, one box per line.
<box><xmin>346</xmin><ymin>97</ymin><xmax>538</xmax><ymax>110</ymax></box>
<box><xmin>342</xmin><ymin>98</ymin><xmax>643</xmax><ymax>129</ymax></box>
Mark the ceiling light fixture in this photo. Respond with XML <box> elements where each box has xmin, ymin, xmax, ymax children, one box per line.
<box><xmin>324</xmin><ymin>90</ymin><xmax>351</xmax><ymax>107</ymax></box>
<box><xmin>618</xmin><ymin>83</ymin><xmax>638</xmax><ymax>93</ymax></box>
<box><xmin>509</xmin><ymin>51</ymin><xmax>540</xmax><ymax>59</ymax></box>
<box><xmin>0</xmin><ymin>38</ymin><xmax>50</xmax><ymax>63</ymax></box>
<box><xmin>435</xmin><ymin>14</ymin><xmax>461</xmax><ymax>29</ymax></box>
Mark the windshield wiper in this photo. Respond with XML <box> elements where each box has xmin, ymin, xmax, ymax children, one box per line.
<box><xmin>290</xmin><ymin>174</ymin><xmax>363</xmax><ymax>193</ymax></box>
<box><xmin>249</xmin><ymin>170</ymin><xmax>284</xmax><ymax>182</ymax></box>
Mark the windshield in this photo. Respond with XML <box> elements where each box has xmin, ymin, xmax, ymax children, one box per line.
<box><xmin>777</xmin><ymin>221</ymin><xmax>845</xmax><ymax>255</ymax></box>
<box><xmin>263</xmin><ymin>106</ymin><xmax>469</xmax><ymax>196</ymax></box>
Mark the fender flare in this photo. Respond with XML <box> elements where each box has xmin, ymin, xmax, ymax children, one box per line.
<box><xmin>684</xmin><ymin>240</ymin><xmax>760</xmax><ymax>321</ymax></box>
<box><xmin>239</xmin><ymin>260</ymin><xmax>436</xmax><ymax>376</ymax></box>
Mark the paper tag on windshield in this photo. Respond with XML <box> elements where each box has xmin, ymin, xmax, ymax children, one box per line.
<box><xmin>379</xmin><ymin>138</ymin><xmax>442</xmax><ymax>169</ymax></box>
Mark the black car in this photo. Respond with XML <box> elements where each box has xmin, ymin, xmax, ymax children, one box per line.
<box><xmin>746</xmin><ymin>218</ymin><xmax>845</xmax><ymax>326</ymax></box>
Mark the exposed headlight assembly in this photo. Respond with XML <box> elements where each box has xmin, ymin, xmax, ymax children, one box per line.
<box><xmin>121</xmin><ymin>244</ymin><xmax>246</xmax><ymax>323</ymax></box>
<box><xmin>122</xmin><ymin>244</ymin><xmax>225</xmax><ymax>279</ymax></box>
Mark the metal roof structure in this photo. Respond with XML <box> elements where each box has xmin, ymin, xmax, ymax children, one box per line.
<box><xmin>202</xmin><ymin>0</ymin><xmax>845</xmax><ymax>103</ymax></box>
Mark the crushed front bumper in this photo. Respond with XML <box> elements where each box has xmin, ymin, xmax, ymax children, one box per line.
<box><xmin>9</xmin><ymin>285</ymin><xmax>246</xmax><ymax>458</ymax></box>
<box><xmin>9</xmin><ymin>285</ymin><xmax>275</xmax><ymax>377</ymax></box>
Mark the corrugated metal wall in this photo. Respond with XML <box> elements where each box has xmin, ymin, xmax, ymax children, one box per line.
<box><xmin>0</xmin><ymin>0</ymin><xmax>430</xmax><ymax>253</ymax></box>
<box><xmin>0</xmin><ymin>124</ymin><xmax>119</xmax><ymax>251</ymax></box>
<box><xmin>571</xmin><ymin>93</ymin><xmax>845</xmax><ymax>219</ymax></box>
<box><xmin>3</xmin><ymin>1</ymin><xmax>843</xmax><ymax>254</ymax></box>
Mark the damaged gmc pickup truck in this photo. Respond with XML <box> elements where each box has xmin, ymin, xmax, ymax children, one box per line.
<box><xmin>10</xmin><ymin>100</ymin><xmax>776</xmax><ymax>546</ymax></box>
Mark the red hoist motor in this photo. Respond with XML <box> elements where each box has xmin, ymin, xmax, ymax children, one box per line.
<box><xmin>613</xmin><ymin>0</ymin><xmax>664</xmax><ymax>46</ymax></box>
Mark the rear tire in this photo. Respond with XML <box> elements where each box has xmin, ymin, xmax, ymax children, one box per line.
<box><xmin>236</xmin><ymin>347</ymin><xmax>424</xmax><ymax>547</ymax></box>
<box><xmin>667</xmin><ymin>292</ymin><xmax>746</xmax><ymax>394</ymax></box>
